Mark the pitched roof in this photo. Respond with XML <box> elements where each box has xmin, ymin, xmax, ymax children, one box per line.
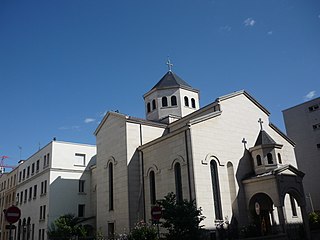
<box><xmin>254</xmin><ymin>130</ymin><xmax>277</xmax><ymax>146</ymax></box>
<box><xmin>151</xmin><ymin>71</ymin><xmax>195</xmax><ymax>91</ymax></box>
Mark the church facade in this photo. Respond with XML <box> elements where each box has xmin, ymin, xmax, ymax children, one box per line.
<box><xmin>94</xmin><ymin>69</ymin><xmax>309</xmax><ymax>238</ymax></box>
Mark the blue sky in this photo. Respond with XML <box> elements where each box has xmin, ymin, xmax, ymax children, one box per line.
<box><xmin>1</xmin><ymin>0</ymin><xmax>319</xmax><ymax>167</ymax></box>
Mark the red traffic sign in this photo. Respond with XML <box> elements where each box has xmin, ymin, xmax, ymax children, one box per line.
<box><xmin>151</xmin><ymin>206</ymin><xmax>162</xmax><ymax>221</ymax></box>
<box><xmin>4</xmin><ymin>206</ymin><xmax>21</xmax><ymax>223</ymax></box>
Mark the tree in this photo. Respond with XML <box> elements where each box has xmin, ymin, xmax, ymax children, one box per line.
<box><xmin>157</xmin><ymin>192</ymin><xmax>205</xmax><ymax>240</ymax></box>
<box><xmin>47</xmin><ymin>214</ymin><xmax>87</xmax><ymax>240</ymax></box>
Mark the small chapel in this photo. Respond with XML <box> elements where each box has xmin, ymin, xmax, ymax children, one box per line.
<box><xmin>94</xmin><ymin>62</ymin><xmax>310</xmax><ymax>238</ymax></box>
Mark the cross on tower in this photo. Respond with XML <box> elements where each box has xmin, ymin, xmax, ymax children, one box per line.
<box><xmin>242</xmin><ymin>138</ymin><xmax>247</xmax><ymax>149</ymax></box>
<box><xmin>166</xmin><ymin>58</ymin><xmax>173</xmax><ymax>72</ymax></box>
<box><xmin>258</xmin><ymin>118</ymin><xmax>264</xmax><ymax>131</ymax></box>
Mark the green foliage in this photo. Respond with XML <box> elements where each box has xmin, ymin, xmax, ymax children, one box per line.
<box><xmin>128</xmin><ymin>221</ymin><xmax>158</xmax><ymax>240</ymax></box>
<box><xmin>157</xmin><ymin>192</ymin><xmax>205</xmax><ymax>240</ymax></box>
<box><xmin>309</xmin><ymin>211</ymin><xmax>320</xmax><ymax>230</ymax></box>
<box><xmin>47</xmin><ymin>214</ymin><xmax>87</xmax><ymax>240</ymax></box>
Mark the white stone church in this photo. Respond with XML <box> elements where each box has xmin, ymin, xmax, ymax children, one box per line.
<box><xmin>94</xmin><ymin>67</ymin><xmax>310</xmax><ymax>238</ymax></box>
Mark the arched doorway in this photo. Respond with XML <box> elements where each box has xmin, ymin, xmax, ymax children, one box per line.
<box><xmin>249</xmin><ymin>193</ymin><xmax>274</xmax><ymax>236</ymax></box>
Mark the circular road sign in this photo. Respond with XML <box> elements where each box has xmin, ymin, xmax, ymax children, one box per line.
<box><xmin>5</xmin><ymin>206</ymin><xmax>21</xmax><ymax>224</ymax></box>
<box><xmin>151</xmin><ymin>206</ymin><xmax>162</xmax><ymax>221</ymax></box>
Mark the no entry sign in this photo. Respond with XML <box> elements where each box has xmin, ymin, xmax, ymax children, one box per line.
<box><xmin>4</xmin><ymin>206</ymin><xmax>21</xmax><ymax>223</ymax></box>
<box><xmin>151</xmin><ymin>206</ymin><xmax>162</xmax><ymax>221</ymax></box>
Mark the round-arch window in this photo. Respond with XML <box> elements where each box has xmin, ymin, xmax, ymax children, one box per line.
<box><xmin>171</xmin><ymin>96</ymin><xmax>177</xmax><ymax>106</ymax></box>
<box><xmin>267</xmin><ymin>153</ymin><xmax>273</xmax><ymax>164</ymax></box>
<box><xmin>147</xmin><ymin>103</ymin><xmax>151</xmax><ymax>113</ymax></box>
<box><xmin>191</xmin><ymin>98</ymin><xmax>196</xmax><ymax>108</ymax></box>
<box><xmin>152</xmin><ymin>99</ymin><xmax>156</xmax><ymax>110</ymax></box>
<box><xmin>162</xmin><ymin>97</ymin><xmax>168</xmax><ymax>107</ymax></box>
<box><xmin>184</xmin><ymin>96</ymin><xmax>189</xmax><ymax>107</ymax></box>
<box><xmin>256</xmin><ymin>155</ymin><xmax>262</xmax><ymax>166</ymax></box>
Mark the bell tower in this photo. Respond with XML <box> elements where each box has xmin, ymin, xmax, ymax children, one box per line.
<box><xmin>143</xmin><ymin>60</ymin><xmax>200</xmax><ymax>123</ymax></box>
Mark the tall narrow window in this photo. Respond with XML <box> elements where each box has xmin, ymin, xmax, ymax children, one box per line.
<box><xmin>147</xmin><ymin>102</ymin><xmax>151</xmax><ymax>113</ymax></box>
<box><xmin>227</xmin><ymin>162</ymin><xmax>236</xmax><ymax>206</ymax></box>
<box><xmin>210</xmin><ymin>160</ymin><xmax>223</xmax><ymax>220</ymax></box>
<box><xmin>191</xmin><ymin>98</ymin><xmax>196</xmax><ymax>108</ymax></box>
<box><xmin>78</xmin><ymin>204</ymin><xmax>85</xmax><ymax>217</ymax></box>
<box><xmin>79</xmin><ymin>180</ymin><xmax>85</xmax><ymax>193</ymax></box>
<box><xmin>171</xmin><ymin>96</ymin><xmax>177</xmax><ymax>106</ymax></box>
<box><xmin>162</xmin><ymin>97</ymin><xmax>168</xmax><ymax>107</ymax></box>
<box><xmin>108</xmin><ymin>223</ymin><xmax>115</xmax><ymax>240</ymax></box>
<box><xmin>184</xmin><ymin>96</ymin><xmax>189</xmax><ymax>107</ymax></box>
<box><xmin>256</xmin><ymin>155</ymin><xmax>262</xmax><ymax>166</ymax></box>
<box><xmin>109</xmin><ymin>162</ymin><xmax>114</xmax><ymax>210</ymax></box>
<box><xmin>152</xmin><ymin>99</ymin><xmax>156</xmax><ymax>110</ymax></box>
<box><xmin>290</xmin><ymin>195</ymin><xmax>297</xmax><ymax>217</ymax></box>
<box><xmin>267</xmin><ymin>153</ymin><xmax>273</xmax><ymax>164</ymax></box>
<box><xmin>174</xmin><ymin>163</ymin><xmax>183</xmax><ymax>203</ymax></box>
<box><xmin>149</xmin><ymin>171</ymin><xmax>156</xmax><ymax>205</ymax></box>
<box><xmin>75</xmin><ymin>153</ymin><xmax>86</xmax><ymax>166</ymax></box>
<box><xmin>278</xmin><ymin>153</ymin><xmax>282</xmax><ymax>164</ymax></box>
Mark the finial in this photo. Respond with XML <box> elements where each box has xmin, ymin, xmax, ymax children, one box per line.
<box><xmin>166</xmin><ymin>57</ymin><xmax>173</xmax><ymax>72</ymax></box>
<box><xmin>242</xmin><ymin>138</ymin><xmax>247</xmax><ymax>149</ymax></box>
<box><xmin>258</xmin><ymin>118</ymin><xmax>264</xmax><ymax>131</ymax></box>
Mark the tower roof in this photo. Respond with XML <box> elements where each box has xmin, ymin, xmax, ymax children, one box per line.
<box><xmin>151</xmin><ymin>71</ymin><xmax>195</xmax><ymax>91</ymax></box>
<box><xmin>254</xmin><ymin>130</ymin><xmax>277</xmax><ymax>147</ymax></box>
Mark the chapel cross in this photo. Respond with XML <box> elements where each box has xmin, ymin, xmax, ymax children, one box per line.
<box><xmin>258</xmin><ymin>118</ymin><xmax>264</xmax><ymax>131</ymax></box>
<box><xmin>242</xmin><ymin>138</ymin><xmax>247</xmax><ymax>149</ymax></box>
<box><xmin>166</xmin><ymin>58</ymin><xmax>173</xmax><ymax>72</ymax></box>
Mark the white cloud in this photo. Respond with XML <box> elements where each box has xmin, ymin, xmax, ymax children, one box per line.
<box><xmin>220</xmin><ymin>25</ymin><xmax>232</xmax><ymax>32</ymax></box>
<box><xmin>84</xmin><ymin>118</ymin><xmax>95</xmax><ymax>123</ymax></box>
<box><xmin>58</xmin><ymin>125</ymin><xmax>80</xmax><ymax>130</ymax></box>
<box><xmin>267</xmin><ymin>31</ymin><xmax>273</xmax><ymax>35</ymax></box>
<box><xmin>244</xmin><ymin>18</ymin><xmax>256</xmax><ymax>27</ymax></box>
<box><xmin>304</xmin><ymin>91</ymin><xmax>316</xmax><ymax>100</ymax></box>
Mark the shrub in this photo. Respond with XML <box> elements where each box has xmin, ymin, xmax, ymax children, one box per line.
<box><xmin>128</xmin><ymin>221</ymin><xmax>158</xmax><ymax>240</ymax></box>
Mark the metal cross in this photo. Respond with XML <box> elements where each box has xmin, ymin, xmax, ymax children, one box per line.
<box><xmin>166</xmin><ymin>58</ymin><xmax>173</xmax><ymax>72</ymax></box>
<box><xmin>242</xmin><ymin>138</ymin><xmax>247</xmax><ymax>149</ymax></box>
<box><xmin>258</xmin><ymin>118</ymin><xmax>264</xmax><ymax>130</ymax></box>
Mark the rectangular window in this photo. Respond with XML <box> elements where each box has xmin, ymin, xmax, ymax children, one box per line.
<box><xmin>313</xmin><ymin>123</ymin><xmax>320</xmax><ymax>130</ymax></box>
<box><xmin>47</xmin><ymin>153</ymin><xmax>50</xmax><ymax>166</ymax></box>
<box><xmin>309</xmin><ymin>104</ymin><xmax>319</xmax><ymax>112</ymax></box>
<box><xmin>44</xmin><ymin>180</ymin><xmax>47</xmax><ymax>194</ymax></box>
<box><xmin>16</xmin><ymin>193</ymin><xmax>19</xmax><ymax>204</ymax></box>
<box><xmin>29</xmin><ymin>187</ymin><xmax>32</xmax><ymax>200</ymax></box>
<box><xmin>20</xmin><ymin>191</ymin><xmax>23</xmax><ymax>203</ymax></box>
<box><xmin>36</xmin><ymin>160</ymin><xmax>40</xmax><ymax>172</ymax></box>
<box><xmin>108</xmin><ymin>223</ymin><xmax>115</xmax><ymax>240</ymax></box>
<box><xmin>74</xmin><ymin>153</ymin><xmax>86</xmax><ymax>166</ymax></box>
<box><xmin>39</xmin><ymin>206</ymin><xmax>42</xmax><ymax>220</ymax></box>
<box><xmin>317</xmin><ymin>144</ymin><xmax>320</xmax><ymax>149</ymax></box>
<box><xmin>44</xmin><ymin>155</ymin><xmax>46</xmax><ymax>168</ymax></box>
<box><xmin>19</xmin><ymin>171</ymin><xmax>22</xmax><ymax>182</ymax></box>
<box><xmin>31</xmin><ymin>163</ymin><xmax>35</xmax><ymax>175</ymax></box>
<box><xmin>27</xmin><ymin>166</ymin><xmax>30</xmax><ymax>178</ymax></box>
<box><xmin>78</xmin><ymin>204</ymin><xmax>85</xmax><ymax>217</ymax></box>
<box><xmin>34</xmin><ymin>185</ymin><xmax>37</xmax><ymax>199</ymax></box>
<box><xmin>79</xmin><ymin>180</ymin><xmax>85</xmax><ymax>193</ymax></box>
<box><xmin>41</xmin><ymin>181</ymin><xmax>44</xmax><ymax>195</ymax></box>
<box><xmin>24</xmin><ymin>189</ymin><xmax>27</xmax><ymax>202</ymax></box>
<box><xmin>43</xmin><ymin>205</ymin><xmax>46</xmax><ymax>219</ymax></box>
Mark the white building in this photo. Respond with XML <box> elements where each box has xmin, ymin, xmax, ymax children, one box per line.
<box><xmin>95</xmin><ymin>69</ymin><xmax>310</xmax><ymax>239</ymax></box>
<box><xmin>14</xmin><ymin>140</ymin><xmax>96</xmax><ymax>240</ymax></box>
<box><xmin>283</xmin><ymin>97</ymin><xmax>320</xmax><ymax>213</ymax></box>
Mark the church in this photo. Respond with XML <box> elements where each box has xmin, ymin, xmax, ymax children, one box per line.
<box><xmin>94</xmin><ymin>64</ymin><xmax>309</xmax><ymax>238</ymax></box>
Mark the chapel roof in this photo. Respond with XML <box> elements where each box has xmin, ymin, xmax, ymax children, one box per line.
<box><xmin>150</xmin><ymin>71</ymin><xmax>195</xmax><ymax>91</ymax></box>
<box><xmin>254</xmin><ymin>130</ymin><xmax>277</xmax><ymax>147</ymax></box>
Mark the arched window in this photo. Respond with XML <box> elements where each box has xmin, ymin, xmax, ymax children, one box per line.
<box><xmin>267</xmin><ymin>153</ymin><xmax>273</xmax><ymax>164</ymax></box>
<box><xmin>171</xmin><ymin>96</ymin><xmax>177</xmax><ymax>106</ymax></box>
<box><xmin>227</xmin><ymin>162</ymin><xmax>236</xmax><ymax>206</ymax></box>
<box><xmin>162</xmin><ymin>97</ymin><xmax>168</xmax><ymax>107</ymax></box>
<box><xmin>191</xmin><ymin>98</ymin><xmax>196</xmax><ymax>108</ymax></box>
<box><xmin>184</xmin><ymin>96</ymin><xmax>189</xmax><ymax>107</ymax></box>
<box><xmin>109</xmin><ymin>162</ymin><xmax>114</xmax><ymax>210</ymax></box>
<box><xmin>147</xmin><ymin>103</ymin><xmax>151</xmax><ymax>113</ymax></box>
<box><xmin>210</xmin><ymin>160</ymin><xmax>223</xmax><ymax>220</ymax></box>
<box><xmin>149</xmin><ymin>171</ymin><xmax>156</xmax><ymax>205</ymax></box>
<box><xmin>152</xmin><ymin>99</ymin><xmax>156</xmax><ymax>110</ymax></box>
<box><xmin>256</xmin><ymin>155</ymin><xmax>262</xmax><ymax>166</ymax></box>
<box><xmin>174</xmin><ymin>163</ymin><xmax>183</xmax><ymax>203</ymax></box>
<box><xmin>278</xmin><ymin>153</ymin><xmax>282</xmax><ymax>164</ymax></box>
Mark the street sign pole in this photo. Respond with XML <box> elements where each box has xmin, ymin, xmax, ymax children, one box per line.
<box><xmin>9</xmin><ymin>223</ymin><xmax>12</xmax><ymax>240</ymax></box>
